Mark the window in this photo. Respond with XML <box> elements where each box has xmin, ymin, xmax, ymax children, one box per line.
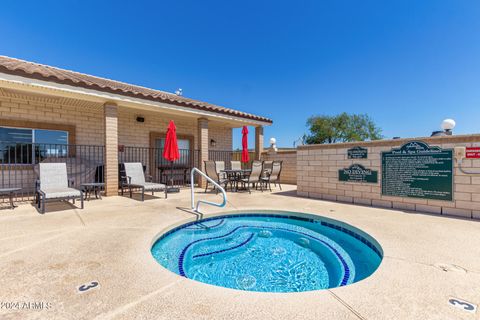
<box><xmin>0</xmin><ymin>126</ymin><xmax>69</xmax><ymax>164</ymax></box>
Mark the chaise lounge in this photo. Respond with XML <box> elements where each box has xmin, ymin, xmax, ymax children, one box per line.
<box><xmin>37</xmin><ymin>163</ymin><xmax>84</xmax><ymax>214</ymax></box>
<box><xmin>122</xmin><ymin>162</ymin><xmax>166</xmax><ymax>201</ymax></box>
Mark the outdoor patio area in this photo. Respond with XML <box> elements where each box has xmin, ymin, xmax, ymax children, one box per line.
<box><xmin>0</xmin><ymin>185</ymin><xmax>478</xmax><ymax>320</ymax></box>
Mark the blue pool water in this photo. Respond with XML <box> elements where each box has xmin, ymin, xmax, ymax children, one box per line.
<box><xmin>151</xmin><ymin>213</ymin><xmax>382</xmax><ymax>292</ymax></box>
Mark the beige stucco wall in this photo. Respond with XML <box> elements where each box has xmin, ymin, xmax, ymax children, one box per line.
<box><xmin>297</xmin><ymin>135</ymin><xmax>480</xmax><ymax>219</ymax></box>
<box><xmin>261</xmin><ymin>150</ymin><xmax>297</xmax><ymax>184</ymax></box>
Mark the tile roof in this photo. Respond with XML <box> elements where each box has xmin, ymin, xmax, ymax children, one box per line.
<box><xmin>0</xmin><ymin>56</ymin><xmax>272</xmax><ymax>124</ymax></box>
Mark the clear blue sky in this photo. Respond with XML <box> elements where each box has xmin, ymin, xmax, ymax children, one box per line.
<box><xmin>1</xmin><ymin>1</ymin><xmax>479</xmax><ymax>148</ymax></box>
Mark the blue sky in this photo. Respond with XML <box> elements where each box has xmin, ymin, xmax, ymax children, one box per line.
<box><xmin>1</xmin><ymin>1</ymin><xmax>479</xmax><ymax>148</ymax></box>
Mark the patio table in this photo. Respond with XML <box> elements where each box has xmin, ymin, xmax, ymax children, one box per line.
<box><xmin>0</xmin><ymin>187</ymin><xmax>21</xmax><ymax>209</ymax></box>
<box><xmin>221</xmin><ymin>169</ymin><xmax>251</xmax><ymax>192</ymax></box>
<box><xmin>81</xmin><ymin>183</ymin><xmax>104</xmax><ymax>200</ymax></box>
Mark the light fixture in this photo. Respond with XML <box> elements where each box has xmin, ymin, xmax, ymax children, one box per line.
<box><xmin>269</xmin><ymin>137</ymin><xmax>277</xmax><ymax>152</ymax></box>
<box><xmin>441</xmin><ymin>119</ymin><xmax>456</xmax><ymax>135</ymax></box>
<box><xmin>210</xmin><ymin>139</ymin><xmax>217</xmax><ymax>147</ymax></box>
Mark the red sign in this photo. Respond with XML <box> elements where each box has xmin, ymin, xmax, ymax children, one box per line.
<box><xmin>466</xmin><ymin>147</ymin><xmax>480</xmax><ymax>159</ymax></box>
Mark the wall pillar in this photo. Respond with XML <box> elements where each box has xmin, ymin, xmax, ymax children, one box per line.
<box><xmin>255</xmin><ymin>126</ymin><xmax>264</xmax><ymax>160</ymax></box>
<box><xmin>104</xmin><ymin>103</ymin><xmax>119</xmax><ymax>196</ymax></box>
<box><xmin>198</xmin><ymin>118</ymin><xmax>209</xmax><ymax>187</ymax></box>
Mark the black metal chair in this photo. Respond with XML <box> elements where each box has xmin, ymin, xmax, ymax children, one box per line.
<box><xmin>204</xmin><ymin>161</ymin><xmax>228</xmax><ymax>193</ymax></box>
<box><xmin>240</xmin><ymin>160</ymin><xmax>263</xmax><ymax>193</ymax></box>
<box><xmin>261</xmin><ymin>160</ymin><xmax>283</xmax><ymax>191</ymax></box>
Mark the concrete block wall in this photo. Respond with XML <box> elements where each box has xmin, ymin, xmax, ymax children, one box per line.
<box><xmin>117</xmin><ymin>107</ymin><xmax>232</xmax><ymax>150</ymax></box>
<box><xmin>0</xmin><ymin>90</ymin><xmax>105</xmax><ymax>145</ymax></box>
<box><xmin>261</xmin><ymin>150</ymin><xmax>297</xmax><ymax>185</ymax></box>
<box><xmin>297</xmin><ymin>135</ymin><xmax>480</xmax><ymax>219</ymax></box>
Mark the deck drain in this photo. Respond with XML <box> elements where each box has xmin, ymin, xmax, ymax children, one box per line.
<box><xmin>236</xmin><ymin>275</ymin><xmax>256</xmax><ymax>290</ymax></box>
<box><xmin>448</xmin><ymin>297</ymin><xmax>477</xmax><ymax>313</ymax></box>
<box><xmin>434</xmin><ymin>263</ymin><xmax>467</xmax><ymax>273</ymax></box>
<box><xmin>77</xmin><ymin>281</ymin><xmax>100</xmax><ymax>294</ymax></box>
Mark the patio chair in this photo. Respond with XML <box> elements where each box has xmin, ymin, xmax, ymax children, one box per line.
<box><xmin>204</xmin><ymin>161</ymin><xmax>228</xmax><ymax>193</ymax></box>
<box><xmin>262</xmin><ymin>160</ymin><xmax>273</xmax><ymax>178</ymax></box>
<box><xmin>240</xmin><ymin>160</ymin><xmax>264</xmax><ymax>193</ymax></box>
<box><xmin>215</xmin><ymin>161</ymin><xmax>228</xmax><ymax>180</ymax></box>
<box><xmin>37</xmin><ymin>163</ymin><xmax>84</xmax><ymax>214</ymax></box>
<box><xmin>122</xmin><ymin>162</ymin><xmax>166</xmax><ymax>201</ymax></box>
<box><xmin>261</xmin><ymin>160</ymin><xmax>283</xmax><ymax>191</ymax></box>
<box><xmin>231</xmin><ymin>161</ymin><xmax>242</xmax><ymax>170</ymax></box>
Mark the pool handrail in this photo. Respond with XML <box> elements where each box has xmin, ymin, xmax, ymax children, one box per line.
<box><xmin>190</xmin><ymin>167</ymin><xmax>227</xmax><ymax>213</ymax></box>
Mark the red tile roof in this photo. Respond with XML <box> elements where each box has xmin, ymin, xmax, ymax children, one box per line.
<box><xmin>0</xmin><ymin>56</ymin><xmax>272</xmax><ymax>124</ymax></box>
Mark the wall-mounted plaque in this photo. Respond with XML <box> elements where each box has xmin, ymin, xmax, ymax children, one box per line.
<box><xmin>381</xmin><ymin>141</ymin><xmax>453</xmax><ymax>201</ymax></box>
<box><xmin>339</xmin><ymin>164</ymin><xmax>378</xmax><ymax>183</ymax></box>
<box><xmin>348</xmin><ymin>146</ymin><xmax>368</xmax><ymax>159</ymax></box>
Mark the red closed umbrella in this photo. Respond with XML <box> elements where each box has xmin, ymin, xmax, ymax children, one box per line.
<box><xmin>163</xmin><ymin>120</ymin><xmax>180</xmax><ymax>193</ymax></box>
<box><xmin>241</xmin><ymin>126</ymin><xmax>249</xmax><ymax>163</ymax></box>
<box><xmin>163</xmin><ymin>120</ymin><xmax>180</xmax><ymax>161</ymax></box>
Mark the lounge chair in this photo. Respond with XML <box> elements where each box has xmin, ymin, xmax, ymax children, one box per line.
<box><xmin>37</xmin><ymin>163</ymin><xmax>84</xmax><ymax>214</ymax></box>
<box><xmin>240</xmin><ymin>160</ymin><xmax>263</xmax><ymax>193</ymax></box>
<box><xmin>204</xmin><ymin>161</ymin><xmax>228</xmax><ymax>193</ymax></box>
<box><xmin>261</xmin><ymin>160</ymin><xmax>282</xmax><ymax>191</ymax></box>
<box><xmin>122</xmin><ymin>162</ymin><xmax>166</xmax><ymax>201</ymax></box>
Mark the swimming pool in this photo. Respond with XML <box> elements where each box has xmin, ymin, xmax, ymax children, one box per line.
<box><xmin>151</xmin><ymin>211</ymin><xmax>382</xmax><ymax>293</ymax></box>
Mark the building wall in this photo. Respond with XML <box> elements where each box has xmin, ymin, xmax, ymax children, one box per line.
<box><xmin>0</xmin><ymin>90</ymin><xmax>233</xmax><ymax>200</ymax></box>
<box><xmin>0</xmin><ymin>89</ymin><xmax>105</xmax><ymax>145</ymax></box>
<box><xmin>297</xmin><ymin>135</ymin><xmax>480</xmax><ymax>220</ymax></box>
<box><xmin>261</xmin><ymin>150</ymin><xmax>297</xmax><ymax>184</ymax></box>
<box><xmin>117</xmin><ymin>107</ymin><xmax>232</xmax><ymax>150</ymax></box>
<box><xmin>0</xmin><ymin>90</ymin><xmax>232</xmax><ymax>150</ymax></box>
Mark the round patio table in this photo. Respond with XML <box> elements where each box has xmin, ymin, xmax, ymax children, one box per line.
<box><xmin>0</xmin><ymin>187</ymin><xmax>21</xmax><ymax>209</ymax></box>
<box><xmin>81</xmin><ymin>183</ymin><xmax>104</xmax><ymax>200</ymax></box>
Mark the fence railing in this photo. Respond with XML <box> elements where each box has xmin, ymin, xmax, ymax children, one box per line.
<box><xmin>119</xmin><ymin>146</ymin><xmax>200</xmax><ymax>186</ymax></box>
<box><xmin>0</xmin><ymin>143</ymin><xmax>255</xmax><ymax>205</ymax></box>
<box><xmin>0</xmin><ymin>142</ymin><xmax>105</xmax><ymax>202</ymax></box>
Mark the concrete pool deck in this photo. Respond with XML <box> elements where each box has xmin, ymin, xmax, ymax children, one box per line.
<box><xmin>0</xmin><ymin>185</ymin><xmax>479</xmax><ymax>320</ymax></box>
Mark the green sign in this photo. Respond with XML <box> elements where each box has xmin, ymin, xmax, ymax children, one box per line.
<box><xmin>339</xmin><ymin>164</ymin><xmax>378</xmax><ymax>183</ymax></box>
<box><xmin>381</xmin><ymin>141</ymin><xmax>453</xmax><ymax>201</ymax></box>
<box><xmin>348</xmin><ymin>146</ymin><xmax>368</xmax><ymax>159</ymax></box>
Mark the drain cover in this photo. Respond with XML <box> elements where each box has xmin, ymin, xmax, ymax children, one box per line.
<box><xmin>236</xmin><ymin>275</ymin><xmax>256</xmax><ymax>290</ymax></box>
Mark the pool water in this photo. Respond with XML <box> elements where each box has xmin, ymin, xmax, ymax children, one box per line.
<box><xmin>151</xmin><ymin>213</ymin><xmax>382</xmax><ymax>293</ymax></box>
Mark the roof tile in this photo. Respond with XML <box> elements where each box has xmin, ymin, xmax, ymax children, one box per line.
<box><xmin>0</xmin><ymin>56</ymin><xmax>272</xmax><ymax>124</ymax></box>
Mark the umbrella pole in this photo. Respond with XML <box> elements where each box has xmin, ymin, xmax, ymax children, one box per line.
<box><xmin>167</xmin><ymin>160</ymin><xmax>180</xmax><ymax>193</ymax></box>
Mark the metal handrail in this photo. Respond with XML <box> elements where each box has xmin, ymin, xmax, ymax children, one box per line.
<box><xmin>190</xmin><ymin>167</ymin><xmax>227</xmax><ymax>213</ymax></box>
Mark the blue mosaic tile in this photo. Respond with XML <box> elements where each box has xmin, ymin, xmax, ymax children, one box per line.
<box><xmin>178</xmin><ymin>224</ymin><xmax>352</xmax><ymax>286</ymax></box>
